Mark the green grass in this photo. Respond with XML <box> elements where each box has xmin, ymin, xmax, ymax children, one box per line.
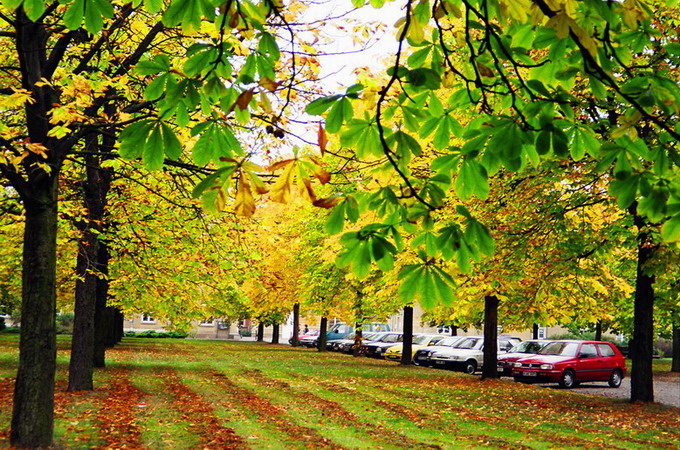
<box><xmin>0</xmin><ymin>335</ymin><xmax>678</xmax><ymax>449</ymax></box>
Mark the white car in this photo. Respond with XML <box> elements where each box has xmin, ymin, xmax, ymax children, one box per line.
<box><xmin>413</xmin><ymin>336</ymin><xmax>466</xmax><ymax>366</ymax></box>
<box><xmin>429</xmin><ymin>336</ymin><xmax>521</xmax><ymax>374</ymax></box>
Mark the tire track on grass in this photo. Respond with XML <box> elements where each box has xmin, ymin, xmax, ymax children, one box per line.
<box><xmin>242</xmin><ymin>368</ymin><xmax>440</xmax><ymax>449</ymax></box>
<box><xmin>209</xmin><ymin>371</ymin><xmax>336</xmax><ymax>448</ymax></box>
<box><xmin>162</xmin><ymin>369</ymin><xmax>245</xmax><ymax>449</ymax></box>
<box><xmin>92</xmin><ymin>366</ymin><xmax>145</xmax><ymax>448</ymax></box>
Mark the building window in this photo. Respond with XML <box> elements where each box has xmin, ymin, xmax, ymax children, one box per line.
<box><xmin>538</xmin><ymin>327</ymin><xmax>547</xmax><ymax>339</ymax></box>
<box><xmin>217</xmin><ymin>321</ymin><xmax>229</xmax><ymax>330</ymax></box>
<box><xmin>199</xmin><ymin>318</ymin><xmax>214</xmax><ymax>327</ymax></box>
<box><xmin>141</xmin><ymin>314</ymin><xmax>155</xmax><ymax>324</ymax></box>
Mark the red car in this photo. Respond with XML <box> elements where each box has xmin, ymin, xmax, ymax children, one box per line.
<box><xmin>512</xmin><ymin>340</ymin><xmax>626</xmax><ymax>389</ymax></box>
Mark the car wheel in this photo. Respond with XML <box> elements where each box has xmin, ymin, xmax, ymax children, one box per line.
<box><xmin>463</xmin><ymin>360</ymin><xmax>477</xmax><ymax>375</ymax></box>
<box><xmin>608</xmin><ymin>368</ymin><xmax>623</xmax><ymax>388</ymax></box>
<box><xmin>559</xmin><ymin>369</ymin><xmax>576</xmax><ymax>389</ymax></box>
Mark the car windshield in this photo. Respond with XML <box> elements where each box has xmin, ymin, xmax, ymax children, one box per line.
<box><xmin>512</xmin><ymin>341</ymin><xmax>546</xmax><ymax>353</ymax></box>
<box><xmin>380</xmin><ymin>334</ymin><xmax>400</xmax><ymax>343</ymax></box>
<box><xmin>413</xmin><ymin>335</ymin><xmax>431</xmax><ymax>345</ymax></box>
<box><xmin>437</xmin><ymin>337</ymin><xmax>460</xmax><ymax>346</ymax></box>
<box><xmin>539</xmin><ymin>342</ymin><xmax>579</xmax><ymax>356</ymax></box>
<box><xmin>454</xmin><ymin>337</ymin><xmax>481</xmax><ymax>349</ymax></box>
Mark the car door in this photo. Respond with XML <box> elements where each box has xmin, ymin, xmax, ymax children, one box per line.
<box><xmin>596</xmin><ymin>343</ymin><xmax>619</xmax><ymax>379</ymax></box>
<box><xmin>576</xmin><ymin>343</ymin><xmax>600</xmax><ymax>381</ymax></box>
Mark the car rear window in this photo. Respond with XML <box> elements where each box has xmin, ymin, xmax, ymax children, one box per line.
<box><xmin>598</xmin><ymin>343</ymin><xmax>615</xmax><ymax>357</ymax></box>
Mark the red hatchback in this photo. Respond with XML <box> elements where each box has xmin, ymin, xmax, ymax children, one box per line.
<box><xmin>512</xmin><ymin>340</ymin><xmax>626</xmax><ymax>389</ymax></box>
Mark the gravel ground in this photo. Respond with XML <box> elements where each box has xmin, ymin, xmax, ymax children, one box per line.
<box><xmin>528</xmin><ymin>373</ymin><xmax>680</xmax><ymax>408</ymax></box>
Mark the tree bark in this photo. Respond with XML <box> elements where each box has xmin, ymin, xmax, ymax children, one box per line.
<box><xmin>256</xmin><ymin>322</ymin><xmax>264</xmax><ymax>342</ymax></box>
<box><xmin>317</xmin><ymin>317</ymin><xmax>327</xmax><ymax>352</ymax></box>
<box><xmin>115</xmin><ymin>310</ymin><xmax>124</xmax><ymax>343</ymax></box>
<box><xmin>68</xmin><ymin>229</ymin><xmax>98</xmax><ymax>391</ymax></box>
<box><xmin>481</xmin><ymin>295</ymin><xmax>499</xmax><ymax>380</ymax></box>
<box><xmin>595</xmin><ymin>320</ymin><xmax>603</xmax><ymax>341</ymax></box>
<box><xmin>291</xmin><ymin>303</ymin><xmax>300</xmax><ymax>346</ymax></box>
<box><xmin>400</xmin><ymin>306</ymin><xmax>414</xmax><ymax>365</ymax></box>
<box><xmin>451</xmin><ymin>325</ymin><xmax>457</xmax><ymax>336</ymax></box>
<box><xmin>353</xmin><ymin>322</ymin><xmax>363</xmax><ymax>357</ymax></box>
<box><xmin>271</xmin><ymin>324</ymin><xmax>280</xmax><ymax>344</ymax></box>
<box><xmin>11</xmin><ymin>180</ymin><xmax>58</xmax><ymax>447</ymax></box>
<box><xmin>532</xmin><ymin>323</ymin><xmax>539</xmax><ymax>339</ymax></box>
<box><xmin>70</xmin><ymin>137</ymin><xmax>110</xmax><ymax>390</ymax></box>
<box><xmin>630</xmin><ymin>209</ymin><xmax>656</xmax><ymax>402</ymax></box>
<box><xmin>93</xmin><ymin>242</ymin><xmax>111</xmax><ymax>366</ymax></box>
<box><xmin>671</xmin><ymin>323</ymin><xmax>679</xmax><ymax>373</ymax></box>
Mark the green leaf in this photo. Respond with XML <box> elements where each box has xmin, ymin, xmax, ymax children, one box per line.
<box><xmin>433</xmin><ymin>116</ymin><xmax>450</xmax><ymax>150</ymax></box>
<box><xmin>63</xmin><ymin>0</ymin><xmax>84</xmax><ymax>30</ymax></box>
<box><xmin>609</xmin><ymin>176</ymin><xmax>639</xmax><ymax>209</ymax></box>
<box><xmin>119</xmin><ymin>120</ymin><xmax>153</xmax><ymax>159</ymax></box>
<box><xmin>325</xmin><ymin>203</ymin><xmax>346</xmax><ymax>234</ymax></box>
<box><xmin>144</xmin><ymin>73</ymin><xmax>167</xmax><ymax>101</ymax></box>
<box><xmin>456</xmin><ymin>159</ymin><xmax>489</xmax><ymax>200</ymax></box>
<box><xmin>407</xmin><ymin>68</ymin><xmax>441</xmax><ymax>89</ymax></box>
<box><xmin>23</xmin><ymin>0</ymin><xmax>45</xmax><ymax>21</ymax></box>
<box><xmin>325</xmin><ymin>98</ymin><xmax>353</xmax><ymax>133</ymax></box>
<box><xmin>161</xmin><ymin>123</ymin><xmax>182</xmax><ymax>160</ymax></box>
<box><xmin>661</xmin><ymin>214</ymin><xmax>680</xmax><ymax>242</ymax></box>
<box><xmin>398</xmin><ymin>265</ymin><xmax>423</xmax><ymax>303</ymax></box>
<box><xmin>305</xmin><ymin>95</ymin><xmax>341</xmax><ymax>115</ymax></box>
<box><xmin>142</xmin><ymin>125</ymin><xmax>165</xmax><ymax>170</ymax></box>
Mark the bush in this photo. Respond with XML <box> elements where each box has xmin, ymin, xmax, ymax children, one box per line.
<box><xmin>0</xmin><ymin>327</ymin><xmax>20</xmax><ymax>334</ymax></box>
<box><xmin>56</xmin><ymin>312</ymin><xmax>74</xmax><ymax>335</ymax></box>
<box><xmin>239</xmin><ymin>329</ymin><xmax>252</xmax><ymax>337</ymax></box>
<box><xmin>549</xmin><ymin>332</ymin><xmax>622</xmax><ymax>344</ymax></box>
<box><xmin>125</xmin><ymin>330</ymin><xmax>188</xmax><ymax>339</ymax></box>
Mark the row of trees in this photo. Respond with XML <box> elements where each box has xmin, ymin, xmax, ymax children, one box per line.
<box><xmin>0</xmin><ymin>0</ymin><xmax>678</xmax><ymax>447</ymax></box>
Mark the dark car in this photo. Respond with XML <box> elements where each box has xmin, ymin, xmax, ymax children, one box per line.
<box><xmin>497</xmin><ymin>340</ymin><xmax>549</xmax><ymax>376</ymax></box>
<box><xmin>362</xmin><ymin>332</ymin><xmax>403</xmax><ymax>357</ymax></box>
<box><xmin>512</xmin><ymin>340</ymin><xmax>626</xmax><ymax>388</ymax></box>
<box><xmin>330</xmin><ymin>332</ymin><xmax>381</xmax><ymax>353</ymax></box>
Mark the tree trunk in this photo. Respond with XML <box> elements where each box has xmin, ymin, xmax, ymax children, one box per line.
<box><xmin>116</xmin><ymin>310</ymin><xmax>124</xmax><ymax>343</ymax></box>
<box><xmin>11</xmin><ymin>181</ymin><xmax>58</xmax><ymax>447</ymax></box>
<box><xmin>317</xmin><ymin>317</ymin><xmax>327</xmax><ymax>352</ymax></box>
<box><xmin>451</xmin><ymin>325</ymin><xmax>457</xmax><ymax>336</ymax></box>
<box><xmin>352</xmin><ymin>322</ymin><xmax>363</xmax><ymax>357</ymax></box>
<box><xmin>70</xmin><ymin>139</ymin><xmax>110</xmax><ymax>390</ymax></box>
<box><xmin>595</xmin><ymin>320</ymin><xmax>602</xmax><ymax>341</ymax></box>
<box><xmin>68</xmin><ymin>230</ymin><xmax>98</xmax><ymax>391</ymax></box>
<box><xmin>400</xmin><ymin>306</ymin><xmax>414</xmax><ymax>365</ymax></box>
<box><xmin>291</xmin><ymin>303</ymin><xmax>300</xmax><ymax>346</ymax></box>
<box><xmin>271</xmin><ymin>324</ymin><xmax>280</xmax><ymax>344</ymax></box>
<box><xmin>671</xmin><ymin>323</ymin><xmax>679</xmax><ymax>373</ymax></box>
<box><xmin>481</xmin><ymin>295</ymin><xmax>499</xmax><ymax>380</ymax></box>
<box><xmin>93</xmin><ymin>242</ymin><xmax>111</xmax><ymax>366</ymax></box>
<box><xmin>630</xmin><ymin>209</ymin><xmax>656</xmax><ymax>402</ymax></box>
<box><xmin>532</xmin><ymin>323</ymin><xmax>539</xmax><ymax>339</ymax></box>
<box><xmin>256</xmin><ymin>322</ymin><xmax>264</xmax><ymax>342</ymax></box>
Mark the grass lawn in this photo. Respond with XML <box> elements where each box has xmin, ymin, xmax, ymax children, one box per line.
<box><xmin>1</xmin><ymin>334</ymin><xmax>678</xmax><ymax>449</ymax></box>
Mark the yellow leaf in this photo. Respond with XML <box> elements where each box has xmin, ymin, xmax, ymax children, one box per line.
<box><xmin>235</xmin><ymin>171</ymin><xmax>256</xmax><ymax>218</ymax></box>
<box><xmin>317</xmin><ymin>123</ymin><xmax>328</xmax><ymax>156</ymax></box>
<box><xmin>270</xmin><ymin>162</ymin><xmax>295</xmax><ymax>203</ymax></box>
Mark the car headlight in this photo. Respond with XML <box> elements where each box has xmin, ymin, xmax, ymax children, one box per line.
<box><xmin>539</xmin><ymin>364</ymin><xmax>553</xmax><ymax>370</ymax></box>
<box><xmin>513</xmin><ymin>362</ymin><xmax>522</xmax><ymax>368</ymax></box>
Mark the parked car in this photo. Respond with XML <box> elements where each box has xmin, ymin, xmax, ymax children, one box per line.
<box><xmin>512</xmin><ymin>340</ymin><xmax>626</xmax><ymax>388</ymax></box>
<box><xmin>428</xmin><ymin>335</ymin><xmax>522</xmax><ymax>374</ymax></box>
<box><xmin>311</xmin><ymin>322</ymin><xmax>390</xmax><ymax>348</ymax></box>
<box><xmin>362</xmin><ymin>332</ymin><xmax>403</xmax><ymax>357</ymax></box>
<box><xmin>497</xmin><ymin>340</ymin><xmax>550</xmax><ymax>376</ymax></box>
<box><xmin>330</xmin><ymin>332</ymin><xmax>381</xmax><ymax>353</ymax></box>
<box><xmin>384</xmin><ymin>334</ymin><xmax>449</xmax><ymax>362</ymax></box>
<box><xmin>290</xmin><ymin>330</ymin><xmax>319</xmax><ymax>346</ymax></box>
<box><xmin>413</xmin><ymin>336</ymin><xmax>466</xmax><ymax>366</ymax></box>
